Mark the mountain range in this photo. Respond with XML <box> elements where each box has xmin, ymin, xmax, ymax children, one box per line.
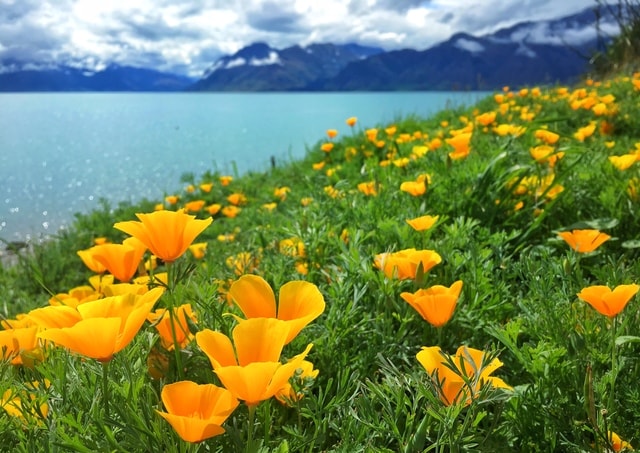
<box><xmin>0</xmin><ymin>7</ymin><xmax>614</xmax><ymax>92</ymax></box>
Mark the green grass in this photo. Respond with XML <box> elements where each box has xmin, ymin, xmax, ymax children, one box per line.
<box><xmin>2</xmin><ymin>73</ymin><xmax>640</xmax><ymax>452</ymax></box>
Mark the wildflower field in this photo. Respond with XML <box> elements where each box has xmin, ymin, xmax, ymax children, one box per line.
<box><xmin>2</xmin><ymin>72</ymin><xmax>640</xmax><ymax>452</ymax></box>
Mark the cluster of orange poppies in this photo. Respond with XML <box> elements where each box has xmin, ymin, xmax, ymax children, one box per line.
<box><xmin>373</xmin><ymin>214</ymin><xmax>512</xmax><ymax>406</ymax></box>
<box><xmin>1</xmin><ymin>209</ymin><xmax>328</xmax><ymax>444</ymax></box>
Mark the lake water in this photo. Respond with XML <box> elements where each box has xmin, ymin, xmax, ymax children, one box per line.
<box><xmin>0</xmin><ymin>92</ymin><xmax>489</xmax><ymax>241</ymax></box>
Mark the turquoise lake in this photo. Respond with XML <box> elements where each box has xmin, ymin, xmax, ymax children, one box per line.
<box><xmin>0</xmin><ymin>92</ymin><xmax>490</xmax><ymax>241</ymax></box>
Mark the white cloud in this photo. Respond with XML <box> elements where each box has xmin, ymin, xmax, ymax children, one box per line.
<box><xmin>0</xmin><ymin>0</ymin><xmax>601</xmax><ymax>77</ymax></box>
<box><xmin>454</xmin><ymin>38</ymin><xmax>485</xmax><ymax>53</ymax></box>
<box><xmin>250</xmin><ymin>51</ymin><xmax>281</xmax><ymax>66</ymax></box>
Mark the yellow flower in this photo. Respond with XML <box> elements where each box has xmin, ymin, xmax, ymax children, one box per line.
<box><xmin>206</xmin><ymin>203</ymin><xmax>222</xmax><ymax>215</ymax></box>
<box><xmin>156</xmin><ymin>381</ymin><xmax>239</xmax><ymax>443</ymax></box>
<box><xmin>279</xmin><ymin>237</ymin><xmax>306</xmax><ymax>257</ymax></box>
<box><xmin>221</xmin><ymin>205</ymin><xmax>241</xmax><ymax>218</ymax></box>
<box><xmin>195</xmin><ymin>318</ymin><xmax>313</xmax><ymax>406</ymax></box>
<box><xmin>406</xmin><ymin>215</ymin><xmax>439</xmax><ymax>231</ymax></box>
<box><xmin>357</xmin><ymin>181</ymin><xmax>378</xmax><ymax>196</ymax></box>
<box><xmin>558</xmin><ymin>229</ymin><xmax>611</xmax><ymax>253</ymax></box>
<box><xmin>275</xmin><ymin>360</ymin><xmax>319</xmax><ymax>406</ymax></box>
<box><xmin>199</xmin><ymin>183</ymin><xmax>214</xmax><ymax>193</ymax></box>
<box><xmin>534</xmin><ymin>129</ymin><xmax>560</xmax><ymax>144</ymax></box>
<box><xmin>573</xmin><ymin>122</ymin><xmax>596</xmax><ymax>142</ymax></box>
<box><xmin>608</xmin><ymin>431</ymin><xmax>633</xmax><ymax>452</ymax></box>
<box><xmin>416</xmin><ymin>345</ymin><xmax>511</xmax><ymax>406</ymax></box>
<box><xmin>184</xmin><ymin>200</ymin><xmax>206</xmax><ymax>213</ymax></box>
<box><xmin>374</xmin><ymin>248</ymin><xmax>442</xmax><ymax>280</ymax></box>
<box><xmin>229</xmin><ymin>274</ymin><xmax>325</xmax><ymax>344</ymax></box>
<box><xmin>475</xmin><ymin>111</ymin><xmax>496</xmax><ymax>126</ymax></box>
<box><xmin>400</xmin><ymin>180</ymin><xmax>426</xmax><ymax>197</ymax></box>
<box><xmin>0</xmin><ymin>327</ymin><xmax>39</xmax><ymax>365</ymax></box>
<box><xmin>326</xmin><ymin>129</ymin><xmax>338</xmax><ymax>139</ymax></box>
<box><xmin>346</xmin><ymin>117</ymin><xmax>357</xmax><ymax>127</ymax></box>
<box><xmin>274</xmin><ymin>186</ymin><xmax>290</xmax><ymax>200</ymax></box>
<box><xmin>114</xmin><ymin>210</ymin><xmax>212</xmax><ymax>263</ymax></box>
<box><xmin>219</xmin><ymin>175</ymin><xmax>233</xmax><ymax>186</ymax></box>
<box><xmin>577</xmin><ymin>284</ymin><xmax>639</xmax><ymax>318</ymax></box>
<box><xmin>165</xmin><ymin>195</ymin><xmax>179</xmax><ymax>205</ymax></box>
<box><xmin>188</xmin><ymin>242</ymin><xmax>207</xmax><ymax>260</ymax></box>
<box><xmin>609</xmin><ymin>154</ymin><xmax>637</xmax><ymax>171</ymax></box>
<box><xmin>225</xmin><ymin>252</ymin><xmax>259</xmax><ymax>276</ymax></box>
<box><xmin>77</xmin><ymin>248</ymin><xmax>108</xmax><ymax>274</ymax></box>
<box><xmin>321</xmin><ymin>143</ymin><xmax>334</xmax><ymax>152</ymax></box>
<box><xmin>446</xmin><ymin>132</ymin><xmax>472</xmax><ymax>160</ymax></box>
<box><xmin>38</xmin><ymin>288</ymin><xmax>165</xmax><ymax>362</ymax></box>
<box><xmin>148</xmin><ymin>303</ymin><xmax>197</xmax><ymax>350</ymax></box>
<box><xmin>226</xmin><ymin>193</ymin><xmax>247</xmax><ymax>206</ymax></box>
<box><xmin>401</xmin><ymin>281</ymin><xmax>463</xmax><ymax>327</ymax></box>
<box><xmin>89</xmin><ymin>237</ymin><xmax>147</xmax><ymax>283</ymax></box>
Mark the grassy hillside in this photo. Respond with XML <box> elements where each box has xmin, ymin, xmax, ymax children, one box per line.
<box><xmin>1</xmin><ymin>72</ymin><xmax>640</xmax><ymax>452</ymax></box>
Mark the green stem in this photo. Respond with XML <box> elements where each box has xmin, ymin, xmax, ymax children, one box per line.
<box><xmin>168</xmin><ymin>307</ymin><xmax>185</xmax><ymax>380</ymax></box>
<box><xmin>246</xmin><ymin>404</ymin><xmax>257</xmax><ymax>453</ymax></box>
<box><xmin>165</xmin><ymin>261</ymin><xmax>185</xmax><ymax>380</ymax></box>
<box><xmin>102</xmin><ymin>360</ymin><xmax>110</xmax><ymax>416</ymax></box>
<box><xmin>608</xmin><ymin>316</ymin><xmax>618</xmax><ymax>417</ymax></box>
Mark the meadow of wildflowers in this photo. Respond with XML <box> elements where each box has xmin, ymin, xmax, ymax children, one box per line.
<box><xmin>1</xmin><ymin>72</ymin><xmax>640</xmax><ymax>452</ymax></box>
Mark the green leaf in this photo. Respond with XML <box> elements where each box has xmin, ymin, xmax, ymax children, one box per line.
<box><xmin>615</xmin><ymin>335</ymin><xmax>640</xmax><ymax>346</ymax></box>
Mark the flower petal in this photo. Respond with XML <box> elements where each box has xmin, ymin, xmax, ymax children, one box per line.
<box><xmin>232</xmin><ymin>318</ymin><xmax>288</xmax><ymax>366</ymax></box>
<box><xmin>229</xmin><ymin>275</ymin><xmax>277</xmax><ymax>319</ymax></box>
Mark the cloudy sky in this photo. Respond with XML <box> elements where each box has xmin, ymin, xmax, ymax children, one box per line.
<box><xmin>0</xmin><ymin>0</ymin><xmax>601</xmax><ymax>78</ymax></box>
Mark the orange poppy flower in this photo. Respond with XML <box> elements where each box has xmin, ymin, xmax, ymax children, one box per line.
<box><xmin>326</xmin><ymin>129</ymin><xmax>338</xmax><ymax>139</ymax></box>
<box><xmin>148</xmin><ymin>303</ymin><xmax>197</xmax><ymax>350</ymax></box>
<box><xmin>608</xmin><ymin>431</ymin><xmax>633</xmax><ymax>452</ymax></box>
<box><xmin>445</xmin><ymin>132</ymin><xmax>472</xmax><ymax>160</ymax></box>
<box><xmin>406</xmin><ymin>215</ymin><xmax>439</xmax><ymax>231</ymax></box>
<box><xmin>37</xmin><ymin>287</ymin><xmax>164</xmax><ymax>362</ymax></box>
<box><xmin>416</xmin><ymin>345</ymin><xmax>511</xmax><ymax>406</ymax></box>
<box><xmin>321</xmin><ymin>143</ymin><xmax>334</xmax><ymax>152</ymax></box>
<box><xmin>401</xmin><ymin>281</ymin><xmax>463</xmax><ymax>327</ymax></box>
<box><xmin>77</xmin><ymin>248</ymin><xmax>107</xmax><ymax>274</ymax></box>
<box><xmin>229</xmin><ymin>274</ymin><xmax>325</xmax><ymax>344</ymax></box>
<box><xmin>199</xmin><ymin>183</ymin><xmax>214</xmax><ymax>193</ymax></box>
<box><xmin>534</xmin><ymin>129</ymin><xmax>560</xmax><ymax>144</ymax></box>
<box><xmin>346</xmin><ymin>117</ymin><xmax>357</xmax><ymax>127</ymax></box>
<box><xmin>221</xmin><ymin>205</ymin><xmax>241</xmax><ymax>218</ymax></box>
<box><xmin>0</xmin><ymin>327</ymin><xmax>39</xmax><ymax>365</ymax></box>
<box><xmin>188</xmin><ymin>242</ymin><xmax>207</xmax><ymax>259</ymax></box>
<box><xmin>26</xmin><ymin>305</ymin><xmax>82</xmax><ymax>329</ymax></box>
<box><xmin>226</xmin><ymin>193</ymin><xmax>247</xmax><ymax>206</ymax></box>
<box><xmin>157</xmin><ymin>380</ymin><xmax>239</xmax><ymax>443</ymax></box>
<box><xmin>90</xmin><ymin>237</ymin><xmax>147</xmax><ymax>282</ymax></box>
<box><xmin>275</xmin><ymin>360</ymin><xmax>318</xmax><ymax>405</ymax></box>
<box><xmin>219</xmin><ymin>175</ymin><xmax>233</xmax><ymax>186</ymax></box>
<box><xmin>357</xmin><ymin>181</ymin><xmax>378</xmax><ymax>196</ymax></box>
<box><xmin>206</xmin><ymin>203</ymin><xmax>222</xmax><ymax>215</ymax></box>
<box><xmin>184</xmin><ymin>200</ymin><xmax>206</xmax><ymax>212</ymax></box>
<box><xmin>195</xmin><ymin>318</ymin><xmax>313</xmax><ymax>406</ymax></box>
<box><xmin>374</xmin><ymin>248</ymin><xmax>442</xmax><ymax>280</ymax></box>
<box><xmin>557</xmin><ymin>229</ymin><xmax>611</xmax><ymax>253</ymax></box>
<box><xmin>609</xmin><ymin>154</ymin><xmax>637</xmax><ymax>171</ymax></box>
<box><xmin>577</xmin><ymin>284</ymin><xmax>639</xmax><ymax>318</ymax></box>
<box><xmin>114</xmin><ymin>210</ymin><xmax>212</xmax><ymax>263</ymax></box>
<box><xmin>400</xmin><ymin>180</ymin><xmax>426</xmax><ymax>197</ymax></box>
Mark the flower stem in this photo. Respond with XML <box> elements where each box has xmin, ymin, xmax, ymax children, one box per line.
<box><xmin>165</xmin><ymin>261</ymin><xmax>185</xmax><ymax>380</ymax></box>
<box><xmin>246</xmin><ymin>404</ymin><xmax>257</xmax><ymax>453</ymax></box>
<box><xmin>608</xmin><ymin>316</ymin><xmax>618</xmax><ymax>416</ymax></box>
<box><xmin>168</xmin><ymin>306</ymin><xmax>185</xmax><ymax>380</ymax></box>
<box><xmin>102</xmin><ymin>360</ymin><xmax>110</xmax><ymax>415</ymax></box>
